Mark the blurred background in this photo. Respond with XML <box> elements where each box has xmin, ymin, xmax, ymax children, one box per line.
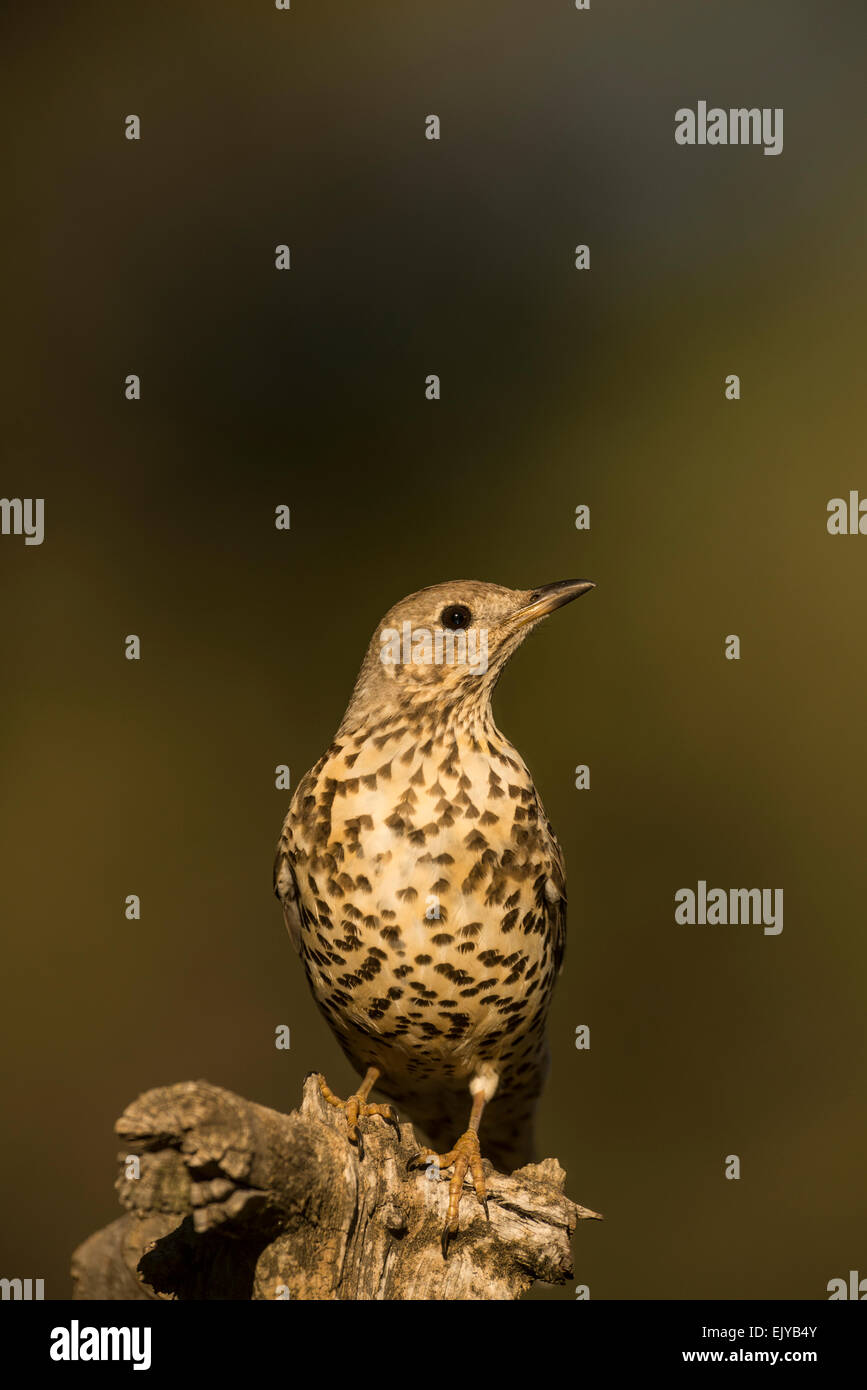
<box><xmin>2</xmin><ymin>0</ymin><xmax>866</xmax><ymax>1299</ymax></box>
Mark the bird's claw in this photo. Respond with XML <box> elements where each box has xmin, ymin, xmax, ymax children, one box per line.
<box><xmin>407</xmin><ymin>1130</ymin><xmax>489</xmax><ymax>1258</ymax></box>
<box><xmin>316</xmin><ymin>1075</ymin><xmax>401</xmax><ymax>1157</ymax></box>
<box><xmin>406</xmin><ymin>1148</ymin><xmax>433</xmax><ymax>1173</ymax></box>
<box><xmin>382</xmin><ymin>1105</ymin><xmax>402</xmax><ymax>1144</ymax></box>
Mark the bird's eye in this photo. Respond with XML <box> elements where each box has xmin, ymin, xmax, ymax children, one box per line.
<box><xmin>439</xmin><ymin>604</ymin><xmax>472</xmax><ymax>630</ymax></box>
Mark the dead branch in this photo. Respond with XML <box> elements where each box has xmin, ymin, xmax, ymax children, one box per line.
<box><xmin>71</xmin><ymin>1075</ymin><xmax>601</xmax><ymax>1301</ymax></box>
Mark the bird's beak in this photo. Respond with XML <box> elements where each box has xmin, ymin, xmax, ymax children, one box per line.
<box><xmin>511</xmin><ymin>579</ymin><xmax>596</xmax><ymax>628</ymax></box>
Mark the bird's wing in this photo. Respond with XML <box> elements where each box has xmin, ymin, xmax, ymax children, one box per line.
<box><xmin>273</xmin><ymin>827</ymin><xmax>303</xmax><ymax>955</ymax></box>
<box><xmin>541</xmin><ymin>810</ymin><xmax>568</xmax><ymax>977</ymax></box>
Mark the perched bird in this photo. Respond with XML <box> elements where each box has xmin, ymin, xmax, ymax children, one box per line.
<box><xmin>274</xmin><ymin>578</ymin><xmax>594</xmax><ymax>1254</ymax></box>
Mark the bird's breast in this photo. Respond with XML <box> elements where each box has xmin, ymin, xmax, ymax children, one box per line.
<box><xmin>286</xmin><ymin>722</ymin><xmax>561</xmax><ymax>1086</ymax></box>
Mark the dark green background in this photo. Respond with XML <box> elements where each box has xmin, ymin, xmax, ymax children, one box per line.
<box><xmin>2</xmin><ymin>0</ymin><xmax>865</xmax><ymax>1299</ymax></box>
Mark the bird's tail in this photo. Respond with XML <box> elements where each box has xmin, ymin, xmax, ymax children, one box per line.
<box><xmin>478</xmin><ymin>1093</ymin><xmax>539</xmax><ymax>1172</ymax></box>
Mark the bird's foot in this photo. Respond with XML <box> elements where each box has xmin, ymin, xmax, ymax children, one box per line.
<box><xmin>315</xmin><ymin>1074</ymin><xmax>400</xmax><ymax>1159</ymax></box>
<box><xmin>407</xmin><ymin>1129</ymin><xmax>490</xmax><ymax>1258</ymax></box>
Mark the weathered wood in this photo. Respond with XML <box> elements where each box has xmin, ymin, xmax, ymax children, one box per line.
<box><xmin>71</xmin><ymin>1075</ymin><xmax>601</xmax><ymax>1301</ymax></box>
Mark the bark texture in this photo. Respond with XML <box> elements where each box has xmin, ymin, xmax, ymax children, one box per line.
<box><xmin>71</xmin><ymin>1075</ymin><xmax>601</xmax><ymax>1301</ymax></box>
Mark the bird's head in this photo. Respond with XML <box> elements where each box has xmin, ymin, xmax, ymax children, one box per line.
<box><xmin>340</xmin><ymin>578</ymin><xmax>595</xmax><ymax>731</ymax></box>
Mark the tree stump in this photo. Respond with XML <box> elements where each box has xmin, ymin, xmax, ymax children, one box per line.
<box><xmin>71</xmin><ymin>1075</ymin><xmax>601</xmax><ymax>1300</ymax></box>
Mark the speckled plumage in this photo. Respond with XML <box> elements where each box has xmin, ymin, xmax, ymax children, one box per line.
<box><xmin>274</xmin><ymin>579</ymin><xmax>593</xmax><ymax>1175</ymax></box>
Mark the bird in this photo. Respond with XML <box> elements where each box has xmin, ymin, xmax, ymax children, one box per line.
<box><xmin>274</xmin><ymin>578</ymin><xmax>594</xmax><ymax>1255</ymax></box>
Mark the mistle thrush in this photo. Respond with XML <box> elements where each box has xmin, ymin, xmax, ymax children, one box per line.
<box><xmin>274</xmin><ymin>578</ymin><xmax>594</xmax><ymax>1254</ymax></box>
